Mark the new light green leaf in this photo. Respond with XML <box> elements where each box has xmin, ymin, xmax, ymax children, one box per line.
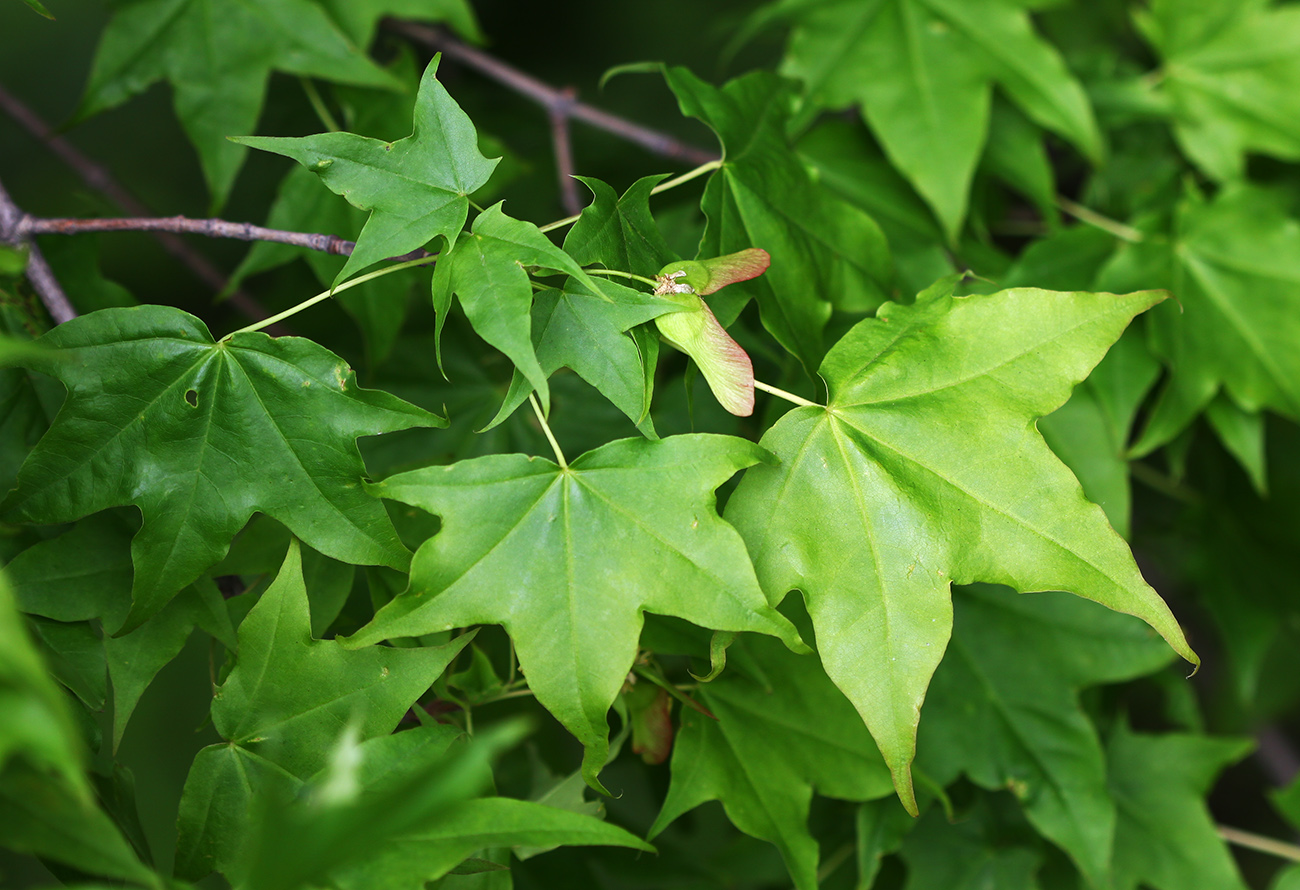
<box><xmin>563</xmin><ymin>175</ymin><xmax>676</xmax><ymax>278</ymax></box>
<box><xmin>917</xmin><ymin>585</ymin><xmax>1176</xmax><ymax>890</ymax></box>
<box><xmin>234</xmin><ymin>56</ymin><xmax>497</xmax><ymax>286</ymax></box>
<box><xmin>662</xmin><ymin>67</ymin><xmax>891</xmax><ymax>370</ymax></box>
<box><xmin>725</xmin><ymin>280</ymin><xmax>1196</xmax><ymax>815</ymax></box>
<box><xmin>75</xmin><ymin>0</ymin><xmax>399</xmax><ymax>207</ymax></box>
<box><xmin>1099</xmin><ymin>186</ymin><xmax>1300</xmax><ymax>455</ymax></box>
<box><xmin>0</xmin><ymin>305</ymin><xmax>443</xmax><ymax>633</ymax></box>
<box><xmin>1138</xmin><ymin>0</ymin><xmax>1300</xmax><ymax>180</ymax></box>
<box><xmin>430</xmin><ymin>203</ymin><xmax>620</xmax><ymax>411</ymax></box>
<box><xmin>483</xmin><ymin>279</ymin><xmax>684</xmax><ymax>435</ymax></box>
<box><xmin>346</xmin><ymin>435</ymin><xmax>807</xmax><ymax>790</ymax></box>
<box><xmin>1108</xmin><ymin>724</ymin><xmax>1252</xmax><ymax>890</ymax></box>
<box><xmin>770</xmin><ymin>0</ymin><xmax>1102</xmax><ymax>240</ymax></box>
<box><xmin>650</xmin><ymin>634</ymin><xmax>895</xmax><ymax>890</ymax></box>
<box><xmin>1038</xmin><ymin>330</ymin><xmax>1161</xmax><ymax>538</ymax></box>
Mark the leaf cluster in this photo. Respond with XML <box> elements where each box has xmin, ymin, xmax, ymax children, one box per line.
<box><xmin>2</xmin><ymin>1</ymin><xmax>1299</xmax><ymax>889</ymax></box>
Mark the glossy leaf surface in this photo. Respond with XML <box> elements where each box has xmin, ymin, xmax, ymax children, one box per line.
<box><xmin>176</xmin><ymin>542</ymin><xmax>468</xmax><ymax>880</ymax></box>
<box><xmin>651</xmin><ymin>634</ymin><xmax>894</xmax><ymax>890</ymax></box>
<box><xmin>1</xmin><ymin>306</ymin><xmax>441</xmax><ymax>631</ymax></box>
<box><xmin>1101</xmin><ymin>186</ymin><xmax>1300</xmax><ymax>453</ymax></box>
<box><xmin>347</xmin><ymin>435</ymin><xmax>807</xmax><ymax>789</ymax></box>
<box><xmin>918</xmin><ymin>585</ymin><xmax>1175</xmax><ymax>888</ymax></box>
<box><xmin>235</xmin><ymin>57</ymin><xmax>497</xmax><ymax>285</ymax></box>
<box><xmin>663</xmin><ymin>67</ymin><xmax>891</xmax><ymax>369</ymax></box>
<box><xmin>726</xmin><ymin>281</ymin><xmax>1195</xmax><ymax>813</ymax></box>
<box><xmin>771</xmin><ymin>0</ymin><xmax>1101</xmax><ymax>240</ymax></box>
<box><xmin>77</xmin><ymin>0</ymin><xmax>397</xmax><ymax>206</ymax></box>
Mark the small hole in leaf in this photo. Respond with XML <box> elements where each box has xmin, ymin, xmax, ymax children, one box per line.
<box><xmin>185</xmin><ymin>389</ymin><xmax>198</xmax><ymax>408</ymax></box>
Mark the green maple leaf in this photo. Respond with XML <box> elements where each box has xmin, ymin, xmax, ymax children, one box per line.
<box><xmin>917</xmin><ymin>585</ymin><xmax>1176</xmax><ymax>889</ymax></box>
<box><xmin>317</xmin><ymin>0</ymin><xmax>484</xmax><ymax>47</ymax></box>
<box><xmin>9</xmin><ymin>509</ymin><xmax>237</xmax><ymax>750</ymax></box>
<box><xmin>234</xmin><ymin>56</ymin><xmax>498</xmax><ymax>288</ymax></box>
<box><xmin>344</xmin><ymin>435</ymin><xmax>808</xmax><ymax>789</ymax></box>
<box><xmin>76</xmin><ymin>0</ymin><xmax>399</xmax><ymax>208</ymax></box>
<box><xmin>650</xmin><ymin>634</ymin><xmax>895</xmax><ymax>890</ymax></box>
<box><xmin>563</xmin><ymin>175</ymin><xmax>677</xmax><ymax>278</ymax></box>
<box><xmin>725</xmin><ymin>279</ymin><xmax>1197</xmax><ymax>814</ymax></box>
<box><xmin>662</xmin><ymin>67</ymin><xmax>892</xmax><ymax>370</ymax></box>
<box><xmin>175</xmin><ymin>541</ymin><xmax>469</xmax><ymax>880</ymax></box>
<box><xmin>1108</xmin><ymin>724</ymin><xmax>1252</xmax><ymax>890</ymax></box>
<box><xmin>1137</xmin><ymin>0</ymin><xmax>1300</xmax><ymax>180</ymax></box>
<box><xmin>0</xmin><ymin>306</ymin><xmax>443</xmax><ymax>633</ymax></box>
<box><xmin>430</xmin><ymin>203</ymin><xmax>626</xmax><ymax>412</ymax></box>
<box><xmin>229</xmin><ymin>165</ymin><xmax>415</xmax><ymax>365</ymax></box>
<box><xmin>767</xmin><ymin>0</ymin><xmax>1102</xmax><ymax>241</ymax></box>
<box><xmin>898</xmin><ymin>799</ymin><xmax>1042</xmax><ymax>890</ymax></box>
<box><xmin>1099</xmin><ymin>186</ymin><xmax>1300</xmax><ymax>456</ymax></box>
<box><xmin>332</xmin><ymin>796</ymin><xmax>655</xmax><ymax>890</ymax></box>
<box><xmin>483</xmin><ymin>279</ymin><xmax>684</xmax><ymax>435</ymax></box>
<box><xmin>1038</xmin><ymin>330</ymin><xmax>1161</xmax><ymax>538</ymax></box>
<box><xmin>232</xmin><ymin>721</ymin><xmax>652</xmax><ymax>890</ymax></box>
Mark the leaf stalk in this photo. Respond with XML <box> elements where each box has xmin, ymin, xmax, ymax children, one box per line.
<box><xmin>530</xmin><ymin>393</ymin><xmax>567</xmax><ymax>468</ymax></box>
<box><xmin>754</xmin><ymin>379</ymin><xmax>820</xmax><ymax>408</ymax></box>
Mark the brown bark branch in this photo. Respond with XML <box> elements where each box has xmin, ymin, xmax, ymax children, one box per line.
<box><xmin>387</xmin><ymin>20</ymin><xmax>719</xmax><ymax>167</ymax></box>
<box><xmin>0</xmin><ymin>82</ymin><xmax>272</xmax><ymax>323</ymax></box>
<box><xmin>20</xmin><ymin>215</ymin><xmax>434</xmax><ymax>263</ymax></box>
<box><xmin>548</xmin><ymin>87</ymin><xmax>582</xmax><ymax>216</ymax></box>
<box><xmin>0</xmin><ymin>176</ymin><xmax>77</xmax><ymax>323</ymax></box>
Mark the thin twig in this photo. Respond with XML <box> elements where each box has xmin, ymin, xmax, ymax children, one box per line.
<box><xmin>1056</xmin><ymin>195</ymin><xmax>1145</xmax><ymax>243</ymax></box>
<box><xmin>223</xmin><ymin>254</ymin><xmax>438</xmax><ymax>339</ymax></box>
<box><xmin>0</xmin><ymin>176</ymin><xmax>76</xmax><ymax>323</ymax></box>
<box><xmin>26</xmin><ymin>215</ymin><xmax>344</xmax><ymax>254</ymax></box>
<box><xmin>537</xmin><ymin>156</ymin><xmax>724</xmax><ymax>234</ymax></box>
<box><xmin>0</xmin><ymin>82</ymin><xmax>271</xmax><ymax>323</ymax></box>
<box><xmin>754</xmin><ymin>379</ymin><xmax>820</xmax><ymax>409</ymax></box>
<box><xmin>529</xmin><ymin>393</ymin><xmax>567</xmax><ymax>469</ymax></box>
<box><xmin>386</xmin><ymin>20</ymin><xmax>718</xmax><ymax>166</ymax></box>
<box><xmin>549</xmin><ymin>86</ymin><xmax>582</xmax><ymax>216</ymax></box>
<box><xmin>1217</xmin><ymin>825</ymin><xmax>1300</xmax><ymax>863</ymax></box>
<box><xmin>20</xmin><ymin>215</ymin><xmax>436</xmax><ymax>263</ymax></box>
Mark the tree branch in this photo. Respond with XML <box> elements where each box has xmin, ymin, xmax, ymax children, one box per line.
<box><xmin>548</xmin><ymin>87</ymin><xmax>582</xmax><ymax>216</ymax></box>
<box><xmin>0</xmin><ymin>82</ymin><xmax>272</xmax><ymax>323</ymax></box>
<box><xmin>19</xmin><ymin>214</ymin><xmax>434</xmax><ymax>263</ymax></box>
<box><xmin>0</xmin><ymin>176</ymin><xmax>77</xmax><ymax>323</ymax></box>
<box><xmin>386</xmin><ymin>20</ymin><xmax>719</xmax><ymax>167</ymax></box>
